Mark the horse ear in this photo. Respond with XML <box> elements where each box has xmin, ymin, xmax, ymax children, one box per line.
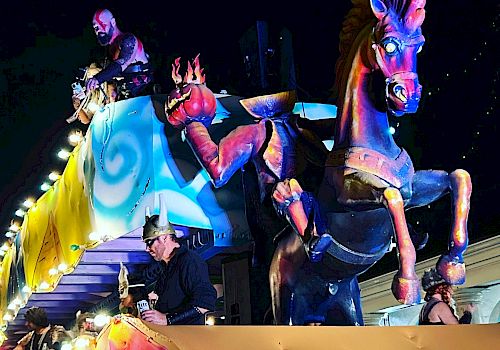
<box><xmin>407</xmin><ymin>8</ymin><xmax>426</xmax><ymax>33</ymax></box>
<box><xmin>370</xmin><ymin>0</ymin><xmax>388</xmax><ymax>20</ymax></box>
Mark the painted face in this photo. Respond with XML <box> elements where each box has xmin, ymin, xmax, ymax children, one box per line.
<box><xmin>92</xmin><ymin>9</ymin><xmax>114</xmax><ymax>46</ymax></box>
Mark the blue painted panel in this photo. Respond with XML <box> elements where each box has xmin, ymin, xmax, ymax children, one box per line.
<box><xmin>83</xmin><ymin>95</ymin><xmax>337</xmax><ymax>247</ymax></box>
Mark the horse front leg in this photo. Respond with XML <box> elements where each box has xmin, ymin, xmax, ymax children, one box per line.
<box><xmin>437</xmin><ymin>170</ymin><xmax>471</xmax><ymax>284</ymax></box>
<box><xmin>382</xmin><ymin>188</ymin><xmax>420</xmax><ymax>304</ymax></box>
<box><xmin>407</xmin><ymin>169</ymin><xmax>472</xmax><ymax>285</ymax></box>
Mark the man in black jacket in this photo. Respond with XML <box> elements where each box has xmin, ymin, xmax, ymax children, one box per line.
<box><xmin>140</xmin><ymin>210</ymin><xmax>216</xmax><ymax>325</ymax></box>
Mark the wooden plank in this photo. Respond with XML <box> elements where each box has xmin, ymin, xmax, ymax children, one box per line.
<box><xmin>80</xmin><ymin>251</ymin><xmax>152</xmax><ymax>264</ymax></box>
<box><xmin>29</xmin><ymin>293</ymin><xmax>104</xmax><ymax>302</ymax></box>
<box><xmin>58</xmin><ymin>274</ymin><xmax>117</xmax><ymax>285</ymax></box>
<box><xmin>52</xmin><ymin>284</ymin><xmax>115</xmax><ymax>293</ymax></box>
<box><xmin>25</xmin><ymin>300</ymin><xmax>93</xmax><ymax>308</ymax></box>
<box><xmin>90</xmin><ymin>238</ymin><xmax>145</xmax><ymax>251</ymax></box>
<box><xmin>73</xmin><ymin>263</ymin><xmax>144</xmax><ymax>275</ymax></box>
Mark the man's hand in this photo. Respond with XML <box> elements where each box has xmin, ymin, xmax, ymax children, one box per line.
<box><xmin>273</xmin><ymin>178</ymin><xmax>303</xmax><ymax>208</ymax></box>
<box><xmin>86</xmin><ymin>77</ymin><xmax>100</xmax><ymax>92</ymax></box>
<box><xmin>464</xmin><ymin>303</ymin><xmax>477</xmax><ymax>314</ymax></box>
<box><xmin>140</xmin><ymin>310</ymin><xmax>168</xmax><ymax>325</ymax></box>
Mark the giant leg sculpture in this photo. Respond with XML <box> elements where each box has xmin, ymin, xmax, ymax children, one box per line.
<box><xmin>383</xmin><ymin>187</ymin><xmax>420</xmax><ymax>304</ymax></box>
<box><xmin>436</xmin><ymin>169</ymin><xmax>472</xmax><ymax>284</ymax></box>
<box><xmin>269</xmin><ymin>232</ymin><xmax>306</xmax><ymax>324</ymax></box>
<box><xmin>406</xmin><ymin>169</ymin><xmax>472</xmax><ymax>286</ymax></box>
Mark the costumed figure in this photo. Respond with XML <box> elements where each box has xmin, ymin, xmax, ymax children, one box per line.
<box><xmin>418</xmin><ymin>268</ymin><xmax>476</xmax><ymax>325</ymax></box>
<box><xmin>69</xmin><ymin>9</ymin><xmax>153</xmax><ymax>124</ymax></box>
<box><xmin>165</xmin><ymin>55</ymin><xmax>331</xmax><ymax>323</ymax></box>
<box><xmin>118</xmin><ymin>262</ymin><xmax>146</xmax><ymax>317</ymax></box>
<box><xmin>272</xmin><ymin>0</ymin><xmax>471</xmax><ymax>325</ymax></box>
<box><xmin>140</xmin><ymin>194</ymin><xmax>217</xmax><ymax>325</ymax></box>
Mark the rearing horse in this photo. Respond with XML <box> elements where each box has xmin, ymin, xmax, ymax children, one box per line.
<box><xmin>271</xmin><ymin>0</ymin><xmax>471</xmax><ymax>325</ymax></box>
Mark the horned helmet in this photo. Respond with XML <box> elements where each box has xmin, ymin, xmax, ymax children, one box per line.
<box><xmin>142</xmin><ymin>193</ymin><xmax>179</xmax><ymax>242</ymax></box>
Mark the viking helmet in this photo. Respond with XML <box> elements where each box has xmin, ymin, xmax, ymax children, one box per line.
<box><xmin>142</xmin><ymin>193</ymin><xmax>177</xmax><ymax>241</ymax></box>
<box><xmin>421</xmin><ymin>267</ymin><xmax>447</xmax><ymax>291</ymax></box>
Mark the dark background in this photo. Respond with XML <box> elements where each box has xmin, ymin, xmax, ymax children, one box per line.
<box><xmin>0</xmin><ymin>0</ymin><xmax>498</xmax><ymax>279</ymax></box>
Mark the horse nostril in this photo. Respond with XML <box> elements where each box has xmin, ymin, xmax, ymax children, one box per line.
<box><xmin>393</xmin><ymin>84</ymin><xmax>408</xmax><ymax>103</ymax></box>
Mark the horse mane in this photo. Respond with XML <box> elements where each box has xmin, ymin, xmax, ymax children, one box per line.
<box><xmin>333</xmin><ymin>0</ymin><xmax>416</xmax><ymax>101</ymax></box>
<box><xmin>332</xmin><ymin>0</ymin><xmax>374</xmax><ymax>101</ymax></box>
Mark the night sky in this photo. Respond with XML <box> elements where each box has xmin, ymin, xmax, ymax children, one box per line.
<box><xmin>0</xmin><ymin>0</ymin><xmax>498</xmax><ymax>277</ymax></box>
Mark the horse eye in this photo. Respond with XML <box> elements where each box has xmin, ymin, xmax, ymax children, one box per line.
<box><xmin>385</xmin><ymin>42</ymin><xmax>397</xmax><ymax>54</ymax></box>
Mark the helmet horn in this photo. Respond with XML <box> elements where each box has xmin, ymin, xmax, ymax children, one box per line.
<box><xmin>158</xmin><ymin>193</ymin><xmax>168</xmax><ymax>227</ymax></box>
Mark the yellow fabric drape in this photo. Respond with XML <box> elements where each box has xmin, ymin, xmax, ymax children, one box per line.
<box><xmin>21</xmin><ymin>143</ymin><xmax>94</xmax><ymax>292</ymax></box>
<box><xmin>0</xmin><ymin>247</ymin><xmax>14</xmax><ymax>329</ymax></box>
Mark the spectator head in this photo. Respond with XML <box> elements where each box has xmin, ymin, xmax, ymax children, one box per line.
<box><xmin>25</xmin><ymin>307</ymin><xmax>49</xmax><ymax>330</ymax></box>
<box><xmin>422</xmin><ymin>268</ymin><xmax>453</xmax><ymax>303</ymax></box>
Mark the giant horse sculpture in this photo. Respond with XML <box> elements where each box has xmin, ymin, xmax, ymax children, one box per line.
<box><xmin>271</xmin><ymin>0</ymin><xmax>471</xmax><ymax>325</ymax></box>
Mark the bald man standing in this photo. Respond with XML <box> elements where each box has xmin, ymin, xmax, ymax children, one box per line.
<box><xmin>86</xmin><ymin>9</ymin><xmax>153</xmax><ymax>99</ymax></box>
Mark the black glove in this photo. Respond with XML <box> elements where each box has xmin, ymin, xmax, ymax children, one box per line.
<box><xmin>166</xmin><ymin>306</ymin><xmax>203</xmax><ymax>325</ymax></box>
<box><xmin>94</xmin><ymin>62</ymin><xmax>122</xmax><ymax>84</ymax></box>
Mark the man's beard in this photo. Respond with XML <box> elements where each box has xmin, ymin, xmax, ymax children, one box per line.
<box><xmin>97</xmin><ymin>27</ymin><xmax>114</xmax><ymax>46</ymax></box>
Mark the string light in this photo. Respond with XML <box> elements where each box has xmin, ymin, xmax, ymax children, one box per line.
<box><xmin>48</xmin><ymin>172</ymin><xmax>60</xmax><ymax>181</ymax></box>
<box><xmin>23</xmin><ymin>199</ymin><xmax>34</xmax><ymax>208</ymax></box>
<box><xmin>68</xmin><ymin>130</ymin><xmax>83</xmax><ymax>146</ymax></box>
<box><xmin>39</xmin><ymin>281</ymin><xmax>50</xmax><ymax>290</ymax></box>
<box><xmin>40</xmin><ymin>182</ymin><xmax>51</xmax><ymax>191</ymax></box>
<box><xmin>14</xmin><ymin>209</ymin><xmax>25</xmax><ymax>217</ymax></box>
<box><xmin>57</xmin><ymin>149</ymin><xmax>71</xmax><ymax>160</ymax></box>
<box><xmin>9</xmin><ymin>222</ymin><xmax>20</xmax><ymax>232</ymax></box>
<box><xmin>93</xmin><ymin>314</ymin><xmax>111</xmax><ymax>328</ymax></box>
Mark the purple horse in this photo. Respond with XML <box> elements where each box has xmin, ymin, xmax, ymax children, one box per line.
<box><xmin>272</xmin><ymin>0</ymin><xmax>471</xmax><ymax>325</ymax></box>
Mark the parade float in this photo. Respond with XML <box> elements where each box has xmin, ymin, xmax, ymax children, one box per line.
<box><xmin>1</xmin><ymin>0</ymin><xmax>499</xmax><ymax>348</ymax></box>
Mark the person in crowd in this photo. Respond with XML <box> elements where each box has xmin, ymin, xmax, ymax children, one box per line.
<box><xmin>419</xmin><ymin>267</ymin><xmax>476</xmax><ymax>325</ymax></box>
<box><xmin>139</xmin><ymin>200</ymin><xmax>217</xmax><ymax>325</ymax></box>
<box><xmin>67</xmin><ymin>311</ymin><xmax>98</xmax><ymax>350</ymax></box>
<box><xmin>14</xmin><ymin>307</ymin><xmax>70</xmax><ymax>350</ymax></box>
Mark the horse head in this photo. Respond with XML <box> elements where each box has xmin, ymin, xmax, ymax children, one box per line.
<box><xmin>370</xmin><ymin>0</ymin><xmax>425</xmax><ymax>116</ymax></box>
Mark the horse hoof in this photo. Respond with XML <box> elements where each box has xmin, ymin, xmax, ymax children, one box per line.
<box><xmin>436</xmin><ymin>254</ymin><xmax>466</xmax><ymax>285</ymax></box>
<box><xmin>391</xmin><ymin>273</ymin><xmax>421</xmax><ymax>305</ymax></box>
